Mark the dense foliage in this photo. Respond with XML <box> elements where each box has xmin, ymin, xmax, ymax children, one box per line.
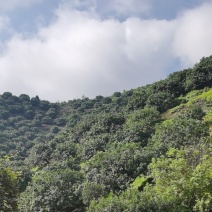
<box><xmin>0</xmin><ymin>56</ymin><xmax>212</xmax><ymax>211</ymax></box>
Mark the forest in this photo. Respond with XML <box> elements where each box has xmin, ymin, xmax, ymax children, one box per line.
<box><xmin>0</xmin><ymin>56</ymin><xmax>212</xmax><ymax>211</ymax></box>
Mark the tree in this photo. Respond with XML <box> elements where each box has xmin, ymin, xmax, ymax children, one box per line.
<box><xmin>31</xmin><ymin>96</ymin><xmax>40</xmax><ymax>106</ymax></box>
<box><xmin>0</xmin><ymin>165</ymin><xmax>19</xmax><ymax>212</ymax></box>
<box><xmin>146</xmin><ymin>91</ymin><xmax>176</xmax><ymax>112</ymax></box>
<box><xmin>143</xmin><ymin>144</ymin><xmax>212</xmax><ymax>211</ymax></box>
<box><xmin>1</xmin><ymin>92</ymin><xmax>12</xmax><ymax>99</ymax></box>
<box><xmin>19</xmin><ymin>169</ymin><xmax>84</xmax><ymax>212</ymax></box>
<box><xmin>124</xmin><ymin>107</ymin><xmax>160</xmax><ymax>143</ymax></box>
<box><xmin>84</xmin><ymin>142</ymin><xmax>145</xmax><ymax>196</ymax></box>
<box><xmin>19</xmin><ymin>94</ymin><xmax>30</xmax><ymax>102</ymax></box>
<box><xmin>150</xmin><ymin>116</ymin><xmax>209</xmax><ymax>156</ymax></box>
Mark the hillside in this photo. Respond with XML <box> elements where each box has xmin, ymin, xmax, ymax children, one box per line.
<box><xmin>0</xmin><ymin>56</ymin><xmax>212</xmax><ymax>211</ymax></box>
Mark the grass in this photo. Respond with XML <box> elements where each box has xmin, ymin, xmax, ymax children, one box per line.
<box><xmin>130</xmin><ymin>175</ymin><xmax>146</xmax><ymax>189</ymax></box>
<box><xmin>186</xmin><ymin>88</ymin><xmax>212</xmax><ymax>105</ymax></box>
<box><xmin>164</xmin><ymin>88</ymin><xmax>212</xmax><ymax>120</ymax></box>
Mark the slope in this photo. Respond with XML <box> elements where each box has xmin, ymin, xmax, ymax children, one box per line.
<box><xmin>0</xmin><ymin>56</ymin><xmax>212</xmax><ymax>211</ymax></box>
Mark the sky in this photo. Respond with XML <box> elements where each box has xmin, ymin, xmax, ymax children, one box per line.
<box><xmin>0</xmin><ymin>0</ymin><xmax>212</xmax><ymax>102</ymax></box>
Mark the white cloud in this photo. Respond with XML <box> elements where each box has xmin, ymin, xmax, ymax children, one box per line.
<box><xmin>0</xmin><ymin>8</ymin><xmax>174</xmax><ymax>101</ymax></box>
<box><xmin>0</xmin><ymin>2</ymin><xmax>212</xmax><ymax>102</ymax></box>
<box><xmin>0</xmin><ymin>0</ymin><xmax>43</xmax><ymax>11</ymax></box>
<box><xmin>173</xmin><ymin>2</ymin><xmax>212</xmax><ymax>67</ymax></box>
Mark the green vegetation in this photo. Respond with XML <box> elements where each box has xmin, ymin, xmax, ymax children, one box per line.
<box><xmin>0</xmin><ymin>160</ymin><xmax>19</xmax><ymax>211</ymax></box>
<box><xmin>0</xmin><ymin>56</ymin><xmax>212</xmax><ymax>211</ymax></box>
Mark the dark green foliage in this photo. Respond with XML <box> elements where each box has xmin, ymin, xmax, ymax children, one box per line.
<box><xmin>95</xmin><ymin>95</ymin><xmax>104</xmax><ymax>101</ymax></box>
<box><xmin>19</xmin><ymin>169</ymin><xmax>84</xmax><ymax>212</ymax></box>
<box><xmin>146</xmin><ymin>91</ymin><xmax>176</xmax><ymax>112</ymax></box>
<box><xmin>39</xmin><ymin>100</ymin><xmax>51</xmax><ymax>110</ymax></box>
<box><xmin>127</xmin><ymin>89</ymin><xmax>148</xmax><ymax>110</ymax></box>
<box><xmin>124</xmin><ymin>107</ymin><xmax>161</xmax><ymax>143</ymax></box>
<box><xmin>0</xmin><ymin>108</ymin><xmax>10</xmax><ymax>119</ymax></box>
<box><xmin>150</xmin><ymin>117</ymin><xmax>209</xmax><ymax>157</ymax></box>
<box><xmin>184</xmin><ymin>56</ymin><xmax>212</xmax><ymax>91</ymax></box>
<box><xmin>50</xmin><ymin>126</ymin><xmax>60</xmax><ymax>134</ymax></box>
<box><xmin>54</xmin><ymin>117</ymin><xmax>66</xmax><ymax>126</ymax></box>
<box><xmin>83</xmin><ymin>142</ymin><xmax>146</xmax><ymax>197</ymax></box>
<box><xmin>113</xmin><ymin>92</ymin><xmax>121</xmax><ymax>97</ymax></box>
<box><xmin>0</xmin><ymin>93</ymin><xmax>62</xmax><ymax>158</ymax></box>
<box><xmin>101</xmin><ymin>97</ymin><xmax>112</xmax><ymax>104</ymax></box>
<box><xmin>19</xmin><ymin>94</ymin><xmax>30</xmax><ymax>102</ymax></box>
<box><xmin>1</xmin><ymin>92</ymin><xmax>13</xmax><ymax>99</ymax></box>
<box><xmin>184</xmin><ymin>104</ymin><xmax>205</xmax><ymax>120</ymax></box>
<box><xmin>45</xmin><ymin>108</ymin><xmax>57</xmax><ymax>119</ymax></box>
<box><xmin>31</xmin><ymin>96</ymin><xmax>40</xmax><ymax>106</ymax></box>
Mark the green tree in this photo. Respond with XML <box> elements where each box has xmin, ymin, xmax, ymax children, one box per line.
<box><xmin>124</xmin><ymin>107</ymin><xmax>161</xmax><ymax>144</ymax></box>
<box><xmin>150</xmin><ymin>117</ymin><xmax>209</xmax><ymax>156</ymax></box>
<box><xmin>0</xmin><ymin>165</ymin><xmax>19</xmax><ymax>212</ymax></box>
<box><xmin>84</xmin><ymin>142</ymin><xmax>144</xmax><ymax>197</ymax></box>
<box><xmin>19</xmin><ymin>169</ymin><xmax>84</xmax><ymax>212</ymax></box>
<box><xmin>143</xmin><ymin>144</ymin><xmax>212</xmax><ymax>211</ymax></box>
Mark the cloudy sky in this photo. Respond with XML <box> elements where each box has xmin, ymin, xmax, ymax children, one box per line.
<box><xmin>0</xmin><ymin>0</ymin><xmax>212</xmax><ymax>102</ymax></box>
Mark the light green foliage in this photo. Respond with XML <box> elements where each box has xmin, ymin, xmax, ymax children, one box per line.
<box><xmin>186</xmin><ymin>88</ymin><xmax>212</xmax><ymax>105</ymax></box>
<box><xmin>145</xmin><ymin>144</ymin><xmax>212</xmax><ymax>211</ymax></box>
<box><xmin>204</xmin><ymin>109</ymin><xmax>212</xmax><ymax>125</ymax></box>
<box><xmin>130</xmin><ymin>175</ymin><xmax>146</xmax><ymax>189</ymax></box>
<box><xmin>0</xmin><ymin>165</ymin><xmax>19</xmax><ymax>211</ymax></box>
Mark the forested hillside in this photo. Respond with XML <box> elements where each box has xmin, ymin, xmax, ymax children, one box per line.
<box><xmin>0</xmin><ymin>56</ymin><xmax>212</xmax><ymax>211</ymax></box>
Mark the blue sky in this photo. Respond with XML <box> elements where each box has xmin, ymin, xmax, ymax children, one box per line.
<box><xmin>0</xmin><ymin>0</ymin><xmax>212</xmax><ymax>101</ymax></box>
